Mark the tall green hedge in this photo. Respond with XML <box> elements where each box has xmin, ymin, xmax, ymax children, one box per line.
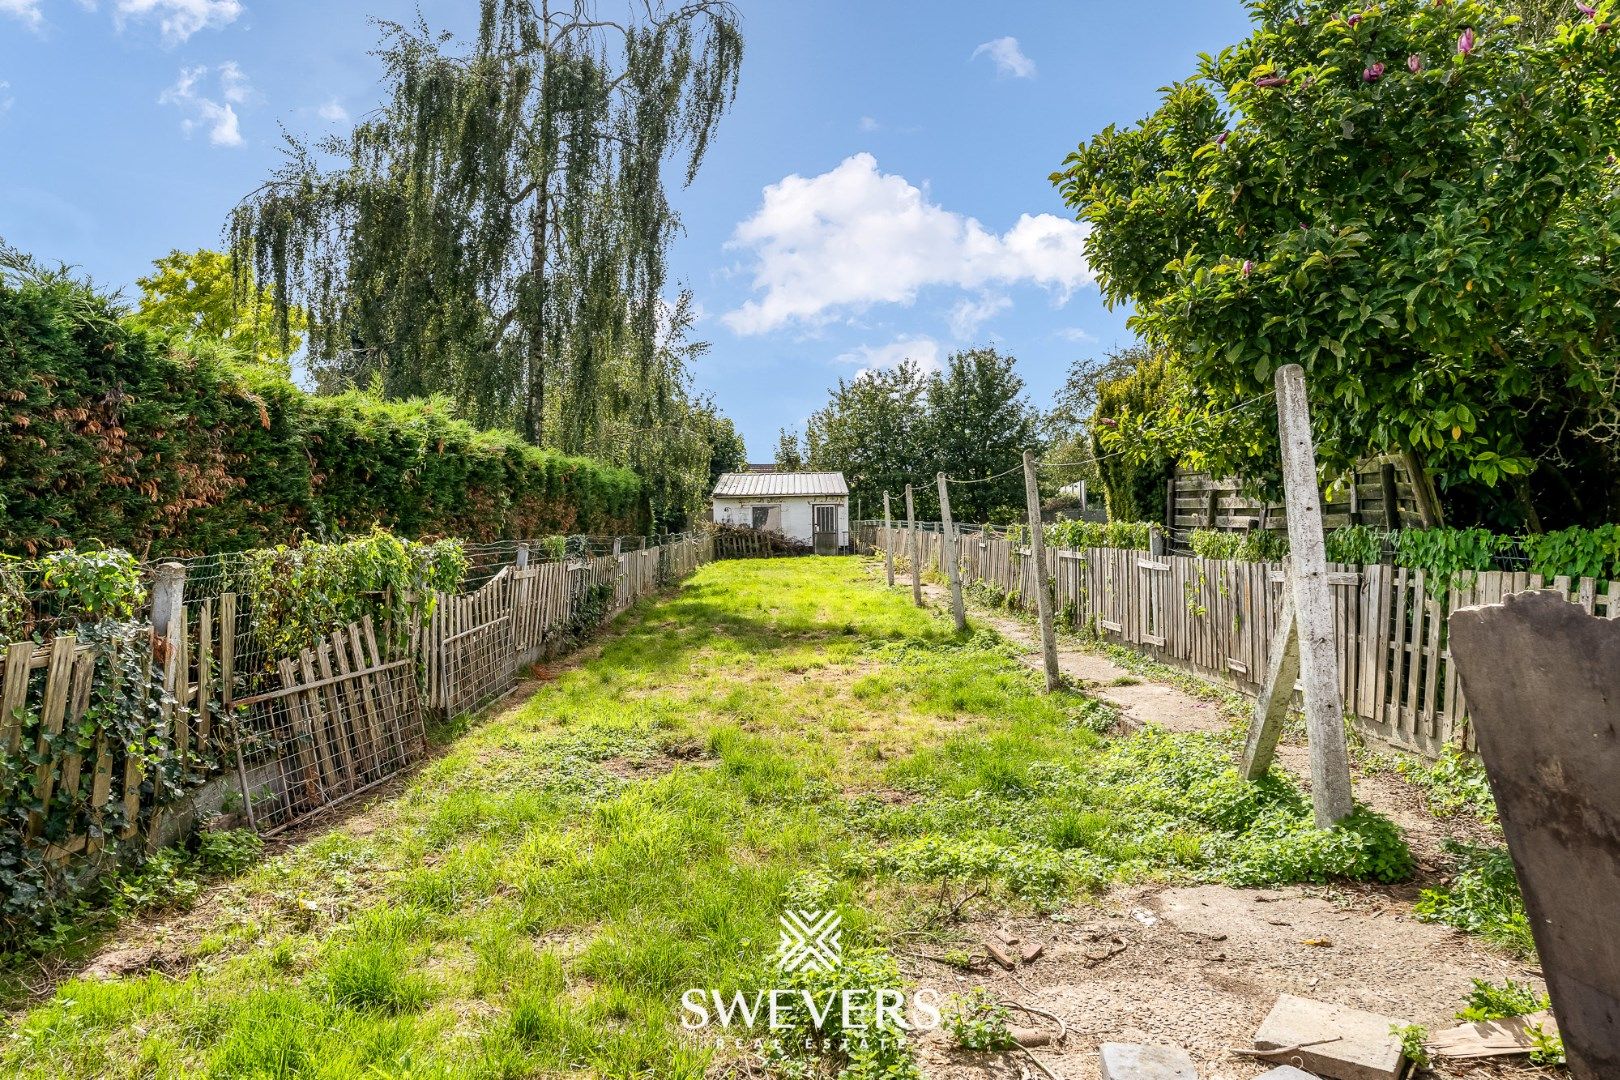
<box><xmin>0</xmin><ymin>269</ymin><xmax>639</xmax><ymax>557</ymax></box>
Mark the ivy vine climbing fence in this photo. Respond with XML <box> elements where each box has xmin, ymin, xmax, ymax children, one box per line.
<box><xmin>0</xmin><ymin>531</ymin><xmax>713</xmax><ymax>925</ymax></box>
<box><xmin>859</xmin><ymin>521</ymin><xmax>1619</xmax><ymax>760</ymax></box>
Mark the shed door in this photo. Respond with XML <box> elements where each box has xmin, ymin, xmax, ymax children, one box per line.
<box><xmin>812</xmin><ymin>504</ymin><xmax>839</xmax><ymax>555</ymax></box>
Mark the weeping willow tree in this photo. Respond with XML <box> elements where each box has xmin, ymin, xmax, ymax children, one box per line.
<box><xmin>229</xmin><ymin>0</ymin><xmax>743</xmax><ymax>527</ymax></box>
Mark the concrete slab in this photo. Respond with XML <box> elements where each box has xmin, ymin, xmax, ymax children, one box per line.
<box><xmin>1256</xmin><ymin>1067</ymin><xmax>1321</xmax><ymax>1080</ymax></box>
<box><xmin>1252</xmin><ymin>994</ymin><xmax>1405</xmax><ymax>1080</ymax></box>
<box><xmin>1098</xmin><ymin>1041</ymin><xmax>1198</xmax><ymax>1079</ymax></box>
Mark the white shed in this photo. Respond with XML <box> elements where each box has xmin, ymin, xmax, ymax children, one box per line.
<box><xmin>711</xmin><ymin>471</ymin><xmax>850</xmax><ymax>554</ymax></box>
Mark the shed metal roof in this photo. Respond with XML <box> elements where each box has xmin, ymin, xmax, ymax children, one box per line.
<box><xmin>712</xmin><ymin>471</ymin><xmax>848</xmax><ymax>498</ymax></box>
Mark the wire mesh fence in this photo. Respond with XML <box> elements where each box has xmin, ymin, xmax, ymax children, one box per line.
<box><xmin>233</xmin><ymin>641</ymin><xmax>425</xmax><ymax>834</ymax></box>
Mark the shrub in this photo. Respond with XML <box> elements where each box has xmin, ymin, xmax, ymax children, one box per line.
<box><xmin>0</xmin><ymin>269</ymin><xmax>640</xmax><ymax>557</ymax></box>
<box><xmin>1188</xmin><ymin>528</ymin><xmax>1288</xmax><ymax>562</ymax></box>
<box><xmin>1044</xmin><ymin>519</ymin><xmax>1153</xmax><ymax>551</ymax></box>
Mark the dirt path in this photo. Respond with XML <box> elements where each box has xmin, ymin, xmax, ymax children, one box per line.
<box><xmin>890</xmin><ymin>568</ymin><xmax>1541</xmax><ymax>1080</ymax></box>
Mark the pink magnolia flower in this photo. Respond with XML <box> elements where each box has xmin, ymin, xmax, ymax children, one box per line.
<box><xmin>1099</xmin><ymin>417</ymin><xmax>1119</xmax><ymax>430</ymax></box>
<box><xmin>1346</xmin><ymin>12</ymin><xmax>1363</xmax><ymax>26</ymax></box>
<box><xmin>1458</xmin><ymin>27</ymin><xmax>1476</xmax><ymax>55</ymax></box>
<box><xmin>1241</xmin><ymin>260</ymin><xmax>1255</xmax><ymax>277</ymax></box>
<box><xmin>1215</xmin><ymin>131</ymin><xmax>1229</xmax><ymax>148</ymax></box>
<box><xmin>1577</xmin><ymin>3</ymin><xmax>1597</xmax><ymax>17</ymax></box>
<box><xmin>1363</xmin><ymin>62</ymin><xmax>1386</xmax><ymax>82</ymax></box>
<box><xmin>1408</xmin><ymin>54</ymin><xmax>1424</xmax><ymax>73</ymax></box>
<box><xmin>1255</xmin><ymin>75</ymin><xmax>1287</xmax><ymax>87</ymax></box>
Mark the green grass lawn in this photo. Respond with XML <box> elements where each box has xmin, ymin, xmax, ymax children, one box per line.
<box><xmin>0</xmin><ymin>558</ymin><xmax>1411</xmax><ymax>1079</ymax></box>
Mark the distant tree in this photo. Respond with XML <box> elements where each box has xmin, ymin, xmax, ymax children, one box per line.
<box><xmin>229</xmin><ymin>1</ymin><xmax>743</xmax><ymax>531</ymax></box>
<box><xmin>127</xmin><ymin>249</ymin><xmax>307</xmax><ymax>372</ymax></box>
<box><xmin>700</xmin><ymin>402</ymin><xmax>747</xmax><ymax>489</ymax></box>
<box><xmin>807</xmin><ymin>359</ymin><xmax>936</xmax><ymax>517</ymax></box>
<box><xmin>1090</xmin><ymin>353</ymin><xmax>1182</xmax><ymax>523</ymax></box>
<box><xmin>1052</xmin><ymin>0</ymin><xmax>1620</xmax><ymax>528</ymax></box>
<box><xmin>1043</xmin><ymin>345</ymin><xmax>1145</xmax><ymax>494</ymax></box>
<box><xmin>774</xmin><ymin>428</ymin><xmax>805</xmax><ymax>471</ymax></box>
<box><xmin>925</xmin><ymin>347</ymin><xmax>1042</xmax><ymax>523</ymax></box>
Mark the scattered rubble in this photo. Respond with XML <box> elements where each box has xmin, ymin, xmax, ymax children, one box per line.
<box><xmin>1250</xmin><ymin>994</ymin><xmax>1407</xmax><ymax>1080</ymax></box>
<box><xmin>1098</xmin><ymin>1041</ymin><xmax>1198</xmax><ymax>1079</ymax></box>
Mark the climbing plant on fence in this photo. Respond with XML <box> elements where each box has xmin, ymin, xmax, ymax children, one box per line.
<box><xmin>0</xmin><ymin>621</ymin><xmax>180</xmax><ymax>945</ymax></box>
<box><xmin>241</xmin><ymin>530</ymin><xmax>468</xmax><ymax>660</ymax></box>
<box><xmin>1044</xmin><ymin>519</ymin><xmax>1154</xmax><ymax>551</ymax></box>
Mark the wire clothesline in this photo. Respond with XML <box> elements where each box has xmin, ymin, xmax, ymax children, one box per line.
<box><xmin>898</xmin><ymin>387</ymin><xmax>1277</xmax><ymax>494</ymax></box>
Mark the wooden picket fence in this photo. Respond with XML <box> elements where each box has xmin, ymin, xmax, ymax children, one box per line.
<box><xmin>863</xmin><ymin>523</ymin><xmax>1619</xmax><ymax>758</ymax></box>
<box><xmin>1</xmin><ymin>532</ymin><xmax>715</xmax><ymax>877</ymax></box>
<box><xmin>420</xmin><ymin>535</ymin><xmax>711</xmax><ymax>719</ymax></box>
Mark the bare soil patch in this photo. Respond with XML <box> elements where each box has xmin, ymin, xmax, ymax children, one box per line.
<box><xmin>905</xmin><ymin>884</ymin><xmax>1547</xmax><ymax>1080</ymax></box>
<box><xmin>887</xmin><ymin>566</ymin><xmax>1542</xmax><ymax>1078</ymax></box>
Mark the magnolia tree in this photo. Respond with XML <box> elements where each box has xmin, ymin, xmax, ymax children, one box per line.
<box><xmin>1053</xmin><ymin>0</ymin><xmax>1620</xmax><ymax>528</ymax></box>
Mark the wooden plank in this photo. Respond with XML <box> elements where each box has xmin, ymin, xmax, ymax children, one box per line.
<box><xmin>195</xmin><ymin>597</ymin><xmax>214</xmax><ymax>750</ymax></box>
<box><xmin>1402</xmin><ymin>571</ymin><xmax>1427</xmax><ymax>744</ymax></box>
<box><xmin>53</xmin><ymin>651</ymin><xmax>97</xmax><ymax>818</ymax></box>
<box><xmin>174</xmin><ymin>605</ymin><xmax>191</xmax><ymax>761</ymax></box>
<box><xmin>326</xmin><ymin>631</ymin><xmax>373</xmax><ymax>775</ymax></box>
<box><xmin>27</xmin><ymin>635</ymin><xmax>79</xmax><ymax>836</ymax></box>
<box><xmin>351</xmin><ymin>621</ymin><xmax>391</xmax><ymax>766</ymax></box>
<box><xmin>219</xmin><ymin>592</ymin><xmax>237</xmax><ymax>706</ymax></box>
<box><xmin>299</xmin><ymin>649</ymin><xmax>341</xmax><ymax>793</ymax></box>
<box><xmin>1422</xmin><ymin>591</ymin><xmax>1443</xmax><ymax>746</ymax></box>
<box><xmin>85</xmin><ymin>725</ymin><xmax>112</xmax><ymax>853</ymax></box>
<box><xmin>314</xmin><ymin>642</ymin><xmax>357</xmax><ymax>790</ymax></box>
<box><xmin>278</xmin><ymin>657</ymin><xmax>324</xmax><ymax>807</ymax></box>
<box><xmin>364</xmin><ymin>615</ymin><xmax>408</xmax><ymax>761</ymax></box>
<box><xmin>1</xmin><ymin>640</ymin><xmax>31</xmax><ymax>754</ymax></box>
<box><xmin>1386</xmin><ymin>568</ymin><xmax>1409</xmax><ymax>732</ymax></box>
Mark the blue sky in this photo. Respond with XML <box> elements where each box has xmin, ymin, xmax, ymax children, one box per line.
<box><xmin>0</xmin><ymin>0</ymin><xmax>1255</xmax><ymax>458</ymax></box>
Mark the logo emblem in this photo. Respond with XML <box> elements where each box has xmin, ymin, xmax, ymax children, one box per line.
<box><xmin>776</xmin><ymin>909</ymin><xmax>842</xmax><ymax>973</ymax></box>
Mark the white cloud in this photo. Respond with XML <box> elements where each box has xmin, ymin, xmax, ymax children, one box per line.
<box><xmin>971</xmin><ymin>37</ymin><xmax>1036</xmax><ymax>79</ymax></box>
<box><xmin>858</xmin><ymin>115</ymin><xmax>880</xmax><ymax>133</ymax></box>
<box><xmin>1056</xmin><ymin>327</ymin><xmax>1098</xmax><ymax>343</ymax></box>
<box><xmin>116</xmin><ymin>0</ymin><xmax>242</xmax><ymax>44</ymax></box>
<box><xmin>160</xmin><ymin>63</ymin><xmax>249</xmax><ymax>147</ymax></box>
<box><xmin>948</xmin><ymin>293</ymin><xmax>1010</xmax><ymax>339</ymax></box>
<box><xmin>0</xmin><ymin>81</ymin><xmax>13</xmax><ymax>114</ymax></box>
<box><xmin>316</xmin><ymin>98</ymin><xmax>349</xmax><ymax>123</ymax></box>
<box><xmin>835</xmin><ymin>336</ymin><xmax>943</xmax><ymax>376</ymax></box>
<box><xmin>0</xmin><ymin>0</ymin><xmax>43</xmax><ymax>30</ymax></box>
<box><xmin>722</xmin><ymin>153</ymin><xmax>1092</xmax><ymax>335</ymax></box>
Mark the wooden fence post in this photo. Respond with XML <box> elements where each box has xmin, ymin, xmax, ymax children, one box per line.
<box><xmin>1023</xmin><ymin>451</ymin><xmax>1061</xmax><ymax>692</ymax></box>
<box><xmin>515</xmin><ymin>542</ymin><xmax>530</xmax><ymax>570</ymax></box>
<box><xmin>1242</xmin><ymin>569</ymin><xmax>1299</xmax><ymax>779</ymax></box>
<box><xmin>937</xmin><ymin>474</ymin><xmax>967</xmax><ymax>632</ymax></box>
<box><xmin>1245</xmin><ymin>363</ymin><xmax>1354</xmax><ymax>827</ymax></box>
<box><xmin>882</xmin><ymin>492</ymin><xmax>896</xmax><ymax>588</ymax></box>
<box><xmin>151</xmin><ymin>563</ymin><xmax>186</xmax><ymax>738</ymax></box>
<box><xmin>1402</xmin><ymin>450</ymin><xmax>1444</xmax><ymax>528</ymax></box>
<box><xmin>1078</xmin><ymin>480</ymin><xmax>1087</xmax><ymax>513</ymax></box>
<box><xmin>905</xmin><ymin>484</ymin><xmax>922</xmax><ymax>608</ymax></box>
<box><xmin>144</xmin><ymin>562</ymin><xmax>187</xmax><ymax>848</ymax></box>
<box><xmin>1380</xmin><ymin>461</ymin><xmax>1401</xmax><ymax>530</ymax></box>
